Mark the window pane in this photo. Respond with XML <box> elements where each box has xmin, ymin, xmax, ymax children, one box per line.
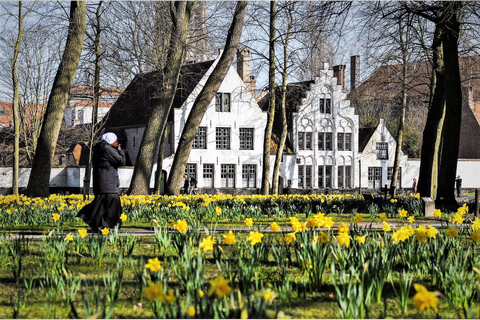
<box><xmin>305</xmin><ymin>165</ymin><xmax>312</xmax><ymax>187</ymax></box>
<box><xmin>240</xmin><ymin>128</ymin><xmax>254</xmax><ymax>150</ymax></box>
<box><xmin>203</xmin><ymin>164</ymin><xmax>214</xmax><ymax>187</ymax></box>
<box><xmin>338</xmin><ymin>166</ymin><xmax>344</xmax><ymax>188</ymax></box>
<box><xmin>223</xmin><ymin>93</ymin><xmax>231</xmax><ymax>112</ymax></box>
<box><xmin>325</xmin><ymin>165</ymin><xmax>332</xmax><ymax>188</ymax></box>
<box><xmin>242</xmin><ymin>164</ymin><xmax>256</xmax><ymax>188</ymax></box>
<box><xmin>298</xmin><ymin>165</ymin><xmax>304</xmax><ymax>188</ymax></box>
<box><xmin>298</xmin><ymin>132</ymin><xmax>305</xmax><ymax>150</ymax></box>
<box><xmin>215</xmin><ymin>93</ymin><xmax>222</xmax><ymax>112</ymax></box>
<box><xmin>318</xmin><ymin>133</ymin><xmax>325</xmax><ymax>151</ymax></box>
<box><xmin>325</xmin><ymin>133</ymin><xmax>333</xmax><ymax>151</ymax></box>
<box><xmin>193</xmin><ymin>127</ymin><xmax>207</xmax><ymax>149</ymax></box>
<box><xmin>221</xmin><ymin>164</ymin><xmax>235</xmax><ymax>187</ymax></box>
<box><xmin>216</xmin><ymin>127</ymin><xmax>230</xmax><ymax>149</ymax></box>
<box><xmin>318</xmin><ymin>165</ymin><xmax>324</xmax><ymax>188</ymax></box>
<box><xmin>325</xmin><ymin>99</ymin><xmax>331</xmax><ymax>113</ymax></box>
<box><xmin>345</xmin><ymin>166</ymin><xmax>352</xmax><ymax>188</ymax></box>
<box><xmin>376</xmin><ymin>142</ymin><xmax>388</xmax><ymax>159</ymax></box>
<box><xmin>345</xmin><ymin>133</ymin><xmax>352</xmax><ymax>151</ymax></box>
<box><xmin>337</xmin><ymin>133</ymin><xmax>344</xmax><ymax>151</ymax></box>
<box><xmin>319</xmin><ymin>99</ymin><xmax>325</xmax><ymax>113</ymax></box>
<box><xmin>305</xmin><ymin>132</ymin><xmax>312</xmax><ymax>150</ymax></box>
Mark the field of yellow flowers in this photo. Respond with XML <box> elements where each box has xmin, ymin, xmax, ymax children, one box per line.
<box><xmin>0</xmin><ymin>193</ymin><xmax>479</xmax><ymax>319</ymax></box>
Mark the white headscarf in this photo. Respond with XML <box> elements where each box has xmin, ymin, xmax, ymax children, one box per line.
<box><xmin>101</xmin><ymin>132</ymin><xmax>117</xmax><ymax>145</ymax></box>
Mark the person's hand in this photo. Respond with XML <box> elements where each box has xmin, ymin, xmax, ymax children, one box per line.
<box><xmin>117</xmin><ymin>144</ymin><xmax>121</xmax><ymax>150</ymax></box>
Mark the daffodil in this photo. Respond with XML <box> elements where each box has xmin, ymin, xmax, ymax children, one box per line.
<box><xmin>78</xmin><ymin>228</ymin><xmax>88</xmax><ymax>238</ymax></box>
<box><xmin>433</xmin><ymin>209</ymin><xmax>442</xmax><ymax>218</ymax></box>
<box><xmin>416</xmin><ymin>231</ymin><xmax>427</xmax><ymax>243</ymax></box>
<box><xmin>471</xmin><ymin>230</ymin><xmax>480</xmax><ymax>242</ymax></box>
<box><xmin>426</xmin><ymin>226</ymin><xmax>438</xmax><ymax>238</ymax></box>
<box><xmin>472</xmin><ymin>218</ymin><xmax>480</xmax><ymax>231</ymax></box>
<box><xmin>382</xmin><ymin>221</ymin><xmax>391</xmax><ymax>232</ymax></box>
<box><xmin>283</xmin><ymin>233</ymin><xmax>296</xmax><ymax>245</ymax></box>
<box><xmin>355</xmin><ymin>235</ymin><xmax>366</xmax><ymax>244</ymax></box>
<box><xmin>353</xmin><ymin>213</ymin><xmax>363</xmax><ymax>223</ymax></box>
<box><xmin>222</xmin><ymin>230</ymin><xmax>236</xmax><ymax>245</ymax></box>
<box><xmin>408</xmin><ymin>216</ymin><xmax>415</xmax><ymax>224</ymax></box>
<box><xmin>144</xmin><ymin>281</ymin><xmax>166</xmax><ymax>302</ymax></box>
<box><xmin>379</xmin><ymin>212</ymin><xmax>387</xmax><ymax>222</ymax></box>
<box><xmin>247</xmin><ymin>231</ymin><xmax>264</xmax><ymax>246</ymax></box>
<box><xmin>270</xmin><ymin>222</ymin><xmax>281</xmax><ymax>232</ymax></box>
<box><xmin>65</xmin><ymin>233</ymin><xmax>74</xmax><ymax>242</ymax></box>
<box><xmin>52</xmin><ymin>213</ymin><xmax>60</xmax><ymax>222</ymax></box>
<box><xmin>445</xmin><ymin>226</ymin><xmax>457</xmax><ymax>238</ymax></box>
<box><xmin>187</xmin><ymin>306</ymin><xmax>196</xmax><ymax>317</ymax></box>
<box><xmin>337</xmin><ymin>232</ymin><xmax>350</xmax><ymax>247</ymax></box>
<box><xmin>120</xmin><ymin>213</ymin><xmax>127</xmax><ymax>222</ymax></box>
<box><xmin>145</xmin><ymin>257</ymin><xmax>162</xmax><ymax>272</ymax></box>
<box><xmin>102</xmin><ymin>228</ymin><xmax>109</xmax><ymax>235</ymax></box>
<box><xmin>338</xmin><ymin>222</ymin><xmax>349</xmax><ymax>233</ymax></box>
<box><xmin>245</xmin><ymin>218</ymin><xmax>254</xmax><ymax>227</ymax></box>
<box><xmin>412</xmin><ymin>284</ymin><xmax>439</xmax><ymax>313</ymax></box>
<box><xmin>208</xmin><ymin>275</ymin><xmax>232</xmax><ymax>299</ymax></box>
<box><xmin>200</xmin><ymin>236</ymin><xmax>215</xmax><ymax>253</ymax></box>
<box><xmin>175</xmin><ymin>220</ymin><xmax>188</xmax><ymax>234</ymax></box>
<box><xmin>318</xmin><ymin>231</ymin><xmax>329</xmax><ymax>244</ymax></box>
<box><xmin>398</xmin><ymin>209</ymin><xmax>408</xmax><ymax>218</ymax></box>
<box><xmin>215</xmin><ymin>206</ymin><xmax>222</xmax><ymax>215</ymax></box>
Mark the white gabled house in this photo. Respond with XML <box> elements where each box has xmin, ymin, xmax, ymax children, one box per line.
<box><xmin>103</xmin><ymin>49</ymin><xmax>408</xmax><ymax>193</ymax></box>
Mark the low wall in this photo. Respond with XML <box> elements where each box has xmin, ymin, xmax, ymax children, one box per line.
<box><xmin>1</xmin><ymin>159</ymin><xmax>480</xmax><ymax>195</ymax></box>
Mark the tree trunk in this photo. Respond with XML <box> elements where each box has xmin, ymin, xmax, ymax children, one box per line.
<box><xmin>390</xmin><ymin>21</ymin><xmax>408</xmax><ymax>197</ymax></box>
<box><xmin>154</xmin><ymin>127</ymin><xmax>167</xmax><ymax>194</ymax></box>
<box><xmin>437</xmin><ymin>2</ymin><xmax>464</xmax><ymax>204</ymax></box>
<box><xmin>25</xmin><ymin>1</ymin><xmax>86</xmax><ymax>198</ymax></box>
<box><xmin>128</xmin><ymin>1</ymin><xmax>194</xmax><ymax>195</ymax></box>
<box><xmin>417</xmin><ymin>22</ymin><xmax>445</xmax><ymax>199</ymax></box>
<box><xmin>11</xmin><ymin>1</ymin><xmax>23</xmax><ymax>195</ymax></box>
<box><xmin>165</xmin><ymin>1</ymin><xmax>247</xmax><ymax>195</ymax></box>
<box><xmin>84</xmin><ymin>1</ymin><xmax>103</xmax><ymax>200</ymax></box>
<box><xmin>261</xmin><ymin>1</ymin><xmax>276</xmax><ymax>195</ymax></box>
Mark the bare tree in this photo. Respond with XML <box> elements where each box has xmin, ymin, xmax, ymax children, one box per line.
<box><xmin>128</xmin><ymin>2</ymin><xmax>195</xmax><ymax>195</ymax></box>
<box><xmin>26</xmin><ymin>1</ymin><xmax>86</xmax><ymax>197</ymax></box>
<box><xmin>165</xmin><ymin>1</ymin><xmax>247</xmax><ymax>195</ymax></box>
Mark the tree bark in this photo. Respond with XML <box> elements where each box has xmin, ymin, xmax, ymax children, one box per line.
<box><xmin>153</xmin><ymin>127</ymin><xmax>167</xmax><ymax>194</ymax></box>
<box><xmin>437</xmin><ymin>2</ymin><xmax>464</xmax><ymax>204</ymax></box>
<box><xmin>261</xmin><ymin>1</ymin><xmax>276</xmax><ymax>195</ymax></box>
<box><xmin>84</xmin><ymin>1</ymin><xmax>103</xmax><ymax>200</ymax></box>
<box><xmin>128</xmin><ymin>1</ymin><xmax>194</xmax><ymax>195</ymax></box>
<box><xmin>11</xmin><ymin>1</ymin><xmax>23</xmax><ymax>195</ymax></box>
<box><xmin>26</xmin><ymin>1</ymin><xmax>86</xmax><ymax>198</ymax></box>
<box><xmin>417</xmin><ymin>21</ymin><xmax>445</xmax><ymax>199</ymax></box>
<box><xmin>165</xmin><ymin>1</ymin><xmax>247</xmax><ymax>195</ymax></box>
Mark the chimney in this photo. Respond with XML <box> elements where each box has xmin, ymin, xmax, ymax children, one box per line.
<box><xmin>350</xmin><ymin>55</ymin><xmax>360</xmax><ymax>90</ymax></box>
<box><xmin>236</xmin><ymin>48</ymin><xmax>256</xmax><ymax>95</ymax></box>
<box><xmin>333</xmin><ymin>65</ymin><xmax>346</xmax><ymax>92</ymax></box>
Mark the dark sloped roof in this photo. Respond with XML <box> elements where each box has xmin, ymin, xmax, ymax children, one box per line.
<box><xmin>358</xmin><ymin>127</ymin><xmax>376</xmax><ymax>153</ymax></box>
<box><xmin>103</xmin><ymin>60</ymin><xmax>215</xmax><ymax>129</ymax></box>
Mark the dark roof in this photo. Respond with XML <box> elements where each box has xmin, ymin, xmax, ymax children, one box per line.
<box><xmin>358</xmin><ymin>127</ymin><xmax>376</xmax><ymax>153</ymax></box>
<box><xmin>258</xmin><ymin>80</ymin><xmax>315</xmax><ymax>134</ymax></box>
<box><xmin>103</xmin><ymin>60</ymin><xmax>215</xmax><ymax>129</ymax></box>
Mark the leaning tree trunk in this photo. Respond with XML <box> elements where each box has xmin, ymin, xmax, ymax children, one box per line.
<box><xmin>128</xmin><ymin>1</ymin><xmax>194</xmax><ymax>195</ymax></box>
<box><xmin>261</xmin><ymin>0</ymin><xmax>276</xmax><ymax>195</ymax></box>
<box><xmin>84</xmin><ymin>1</ymin><xmax>103</xmax><ymax>200</ymax></box>
<box><xmin>11</xmin><ymin>2</ymin><xmax>23</xmax><ymax>195</ymax></box>
<box><xmin>437</xmin><ymin>2</ymin><xmax>464</xmax><ymax>205</ymax></box>
<box><xmin>153</xmin><ymin>128</ymin><xmax>168</xmax><ymax>194</ymax></box>
<box><xmin>165</xmin><ymin>1</ymin><xmax>247</xmax><ymax>195</ymax></box>
<box><xmin>26</xmin><ymin>1</ymin><xmax>86</xmax><ymax>198</ymax></box>
<box><xmin>417</xmin><ymin>22</ymin><xmax>445</xmax><ymax>199</ymax></box>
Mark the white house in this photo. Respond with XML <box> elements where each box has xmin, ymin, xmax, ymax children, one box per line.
<box><xmin>103</xmin><ymin>50</ymin><xmax>409</xmax><ymax>193</ymax></box>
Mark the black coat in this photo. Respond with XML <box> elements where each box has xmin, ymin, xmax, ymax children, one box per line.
<box><xmin>92</xmin><ymin>140</ymin><xmax>126</xmax><ymax>194</ymax></box>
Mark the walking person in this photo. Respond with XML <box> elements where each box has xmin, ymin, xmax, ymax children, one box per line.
<box><xmin>455</xmin><ymin>175</ymin><xmax>462</xmax><ymax>197</ymax></box>
<box><xmin>77</xmin><ymin>132</ymin><xmax>126</xmax><ymax>233</ymax></box>
<box><xmin>412</xmin><ymin>178</ymin><xmax>417</xmax><ymax>194</ymax></box>
<box><xmin>189</xmin><ymin>174</ymin><xmax>197</xmax><ymax>194</ymax></box>
<box><xmin>182</xmin><ymin>174</ymin><xmax>189</xmax><ymax>194</ymax></box>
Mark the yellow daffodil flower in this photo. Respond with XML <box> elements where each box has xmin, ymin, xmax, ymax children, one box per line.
<box><xmin>222</xmin><ymin>230</ymin><xmax>236</xmax><ymax>245</ymax></box>
<box><xmin>145</xmin><ymin>257</ymin><xmax>162</xmax><ymax>272</ymax></box>
<box><xmin>412</xmin><ymin>284</ymin><xmax>439</xmax><ymax>313</ymax></box>
<box><xmin>208</xmin><ymin>275</ymin><xmax>232</xmax><ymax>299</ymax></box>
<box><xmin>200</xmin><ymin>236</ymin><xmax>215</xmax><ymax>253</ymax></box>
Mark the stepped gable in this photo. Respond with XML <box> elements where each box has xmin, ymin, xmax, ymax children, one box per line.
<box><xmin>104</xmin><ymin>60</ymin><xmax>214</xmax><ymax>129</ymax></box>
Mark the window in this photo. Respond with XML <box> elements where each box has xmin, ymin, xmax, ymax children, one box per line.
<box><xmin>318</xmin><ymin>165</ymin><xmax>332</xmax><ymax>188</ymax></box>
<box><xmin>318</xmin><ymin>132</ymin><xmax>333</xmax><ymax>151</ymax></box>
<box><xmin>368</xmin><ymin>167</ymin><xmax>382</xmax><ymax>189</ymax></box>
<box><xmin>239</xmin><ymin>128</ymin><xmax>254</xmax><ymax>150</ymax></box>
<box><xmin>0</xmin><ymin>109</ymin><xmax>5</xmax><ymax>116</ymax></box>
<box><xmin>193</xmin><ymin>127</ymin><xmax>207</xmax><ymax>149</ymax></box>
<box><xmin>388</xmin><ymin>167</ymin><xmax>402</xmax><ymax>187</ymax></box>
<box><xmin>338</xmin><ymin>165</ymin><xmax>352</xmax><ymax>188</ymax></box>
<box><xmin>203</xmin><ymin>164</ymin><xmax>214</xmax><ymax>187</ymax></box>
<box><xmin>298</xmin><ymin>132</ymin><xmax>312</xmax><ymax>150</ymax></box>
<box><xmin>298</xmin><ymin>165</ymin><xmax>312</xmax><ymax>189</ymax></box>
<box><xmin>376</xmin><ymin>142</ymin><xmax>388</xmax><ymax>159</ymax></box>
<box><xmin>185</xmin><ymin>163</ymin><xmax>197</xmax><ymax>178</ymax></box>
<box><xmin>215</xmin><ymin>93</ymin><xmax>231</xmax><ymax>112</ymax></box>
<box><xmin>319</xmin><ymin>98</ymin><xmax>331</xmax><ymax>114</ymax></box>
<box><xmin>337</xmin><ymin>133</ymin><xmax>352</xmax><ymax>151</ymax></box>
<box><xmin>242</xmin><ymin>164</ymin><xmax>256</xmax><ymax>188</ymax></box>
<box><xmin>78</xmin><ymin>110</ymin><xmax>84</xmax><ymax>123</ymax></box>
<box><xmin>216</xmin><ymin>127</ymin><xmax>230</xmax><ymax>149</ymax></box>
<box><xmin>221</xmin><ymin>164</ymin><xmax>235</xmax><ymax>187</ymax></box>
